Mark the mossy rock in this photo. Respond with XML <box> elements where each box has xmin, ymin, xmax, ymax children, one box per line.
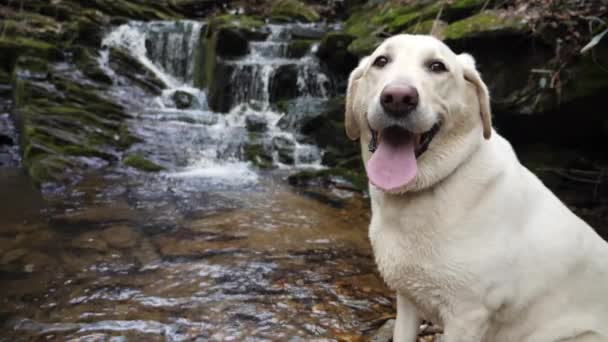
<box><xmin>211</xmin><ymin>15</ymin><xmax>268</xmax><ymax>41</ymax></box>
<box><xmin>317</xmin><ymin>32</ymin><xmax>358</xmax><ymax>74</ymax></box>
<box><xmin>269</xmin><ymin>64</ymin><xmax>299</xmax><ymax>103</ymax></box>
<box><xmin>443</xmin><ymin>11</ymin><xmax>528</xmax><ymax>42</ymax></box>
<box><xmin>270</xmin><ymin>0</ymin><xmax>320</xmax><ymax>23</ymax></box>
<box><xmin>0</xmin><ymin>36</ymin><xmax>62</xmax><ymax>71</ymax></box>
<box><xmin>287</xmin><ymin>167</ymin><xmax>367</xmax><ymax>192</ymax></box>
<box><xmin>348</xmin><ymin>34</ymin><xmax>383</xmax><ymax>57</ymax></box>
<box><xmin>243</xmin><ymin>143</ymin><xmax>274</xmax><ymax>169</ymax></box>
<box><xmin>404</xmin><ymin>19</ymin><xmax>446</xmax><ymax>35</ymax></box>
<box><xmin>200</xmin><ymin>15</ymin><xmax>268</xmax><ymax>108</ymax></box>
<box><xmin>73</xmin><ymin>9</ymin><xmax>111</xmax><ymax>47</ymax></box>
<box><xmin>82</xmin><ymin>0</ymin><xmax>180</xmax><ymax>20</ymax></box>
<box><xmin>75</xmin><ymin>48</ymin><xmax>113</xmax><ymax>85</ymax></box>
<box><xmin>108</xmin><ymin>47</ymin><xmax>165</xmax><ymax>94</ymax></box>
<box><xmin>123</xmin><ymin>154</ymin><xmax>164</xmax><ymax>172</ymax></box>
<box><xmin>287</xmin><ymin>40</ymin><xmax>314</xmax><ymax>58</ymax></box>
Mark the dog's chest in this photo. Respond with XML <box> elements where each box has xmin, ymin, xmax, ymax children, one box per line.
<box><xmin>370</xmin><ymin>222</ymin><xmax>462</xmax><ymax>322</ymax></box>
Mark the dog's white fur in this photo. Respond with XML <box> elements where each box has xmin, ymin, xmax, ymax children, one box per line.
<box><xmin>345</xmin><ymin>34</ymin><xmax>608</xmax><ymax>342</ymax></box>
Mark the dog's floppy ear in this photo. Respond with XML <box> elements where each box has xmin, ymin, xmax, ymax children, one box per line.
<box><xmin>457</xmin><ymin>53</ymin><xmax>492</xmax><ymax>140</ymax></box>
<box><xmin>345</xmin><ymin>57</ymin><xmax>369</xmax><ymax>141</ymax></box>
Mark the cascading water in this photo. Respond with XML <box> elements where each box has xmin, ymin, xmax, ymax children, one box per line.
<box><xmin>101</xmin><ymin>21</ymin><xmax>333</xmax><ymax>186</ymax></box>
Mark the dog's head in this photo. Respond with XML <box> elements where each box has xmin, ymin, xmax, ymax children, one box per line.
<box><xmin>345</xmin><ymin>34</ymin><xmax>492</xmax><ymax>194</ymax></box>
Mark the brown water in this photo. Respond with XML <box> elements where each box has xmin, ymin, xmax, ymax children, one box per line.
<box><xmin>0</xmin><ymin>169</ymin><xmax>395</xmax><ymax>341</ymax></box>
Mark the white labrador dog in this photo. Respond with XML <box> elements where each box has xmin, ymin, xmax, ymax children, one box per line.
<box><xmin>344</xmin><ymin>34</ymin><xmax>608</xmax><ymax>342</ymax></box>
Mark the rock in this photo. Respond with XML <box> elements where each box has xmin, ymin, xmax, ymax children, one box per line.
<box><xmin>270</xmin><ymin>0</ymin><xmax>320</xmax><ymax>23</ymax></box>
<box><xmin>270</xmin><ymin>64</ymin><xmax>298</xmax><ymax>102</ymax></box>
<box><xmin>245</xmin><ymin>115</ymin><xmax>268</xmax><ymax>132</ymax></box>
<box><xmin>206</xmin><ymin>61</ymin><xmax>237</xmax><ymax>112</ymax></box>
<box><xmin>286</xmin><ymin>40</ymin><xmax>313</xmax><ymax>58</ymax></box>
<box><xmin>317</xmin><ymin>32</ymin><xmax>358</xmax><ymax>75</ymax></box>
<box><xmin>201</xmin><ymin>15</ymin><xmax>268</xmax><ymax>112</ymax></box>
<box><xmin>272</xmin><ymin>135</ymin><xmax>296</xmax><ymax>165</ymax></box>
<box><xmin>81</xmin><ymin>0</ymin><xmax>180</xmax><ymax>20</ymax></box>
<box><xmin>290</xmin><ymin>26</ymin><xmax>327</xmax><ymax>40</ymax></box>
<box><xmin>108</xmin><ymin>47</ymin><xmax>166</xmax><ymax>94</ymax></box>
<box><xmin>0</xmin><ymin>248</ymin><xmax>28</xmax><ymax>265</ymax></box>
<box><xmin>243</xmin><ymin>143</ymin><xmax>274</xmax><ymax>169</ymax></box>
<box><xmin>276</xmin><ymin>98</ymin><xmax>328</xmax><ymax>132</ymax></box>
<box><xmin>101</xmin><ymin>225</ymin><xmax>139</xmax><ymax>249</ymax></box>
<box><xmin>71</xmin><ymin>231</ymin><xmax>108</xmax><ymax>252</ymax></box>
<box><xmin>74</xmin><ymin>9</ymin><xmax>111</xmax><ymax>47</ymax></box>
<box><xmin>123</xmin><ymin>154</ymin><xmax>164</xmax><ymax>172</ymax></box>
<box><xmin>169</xmin><ymin>0</ymin><xmax>225</xmax><ymax>17</ymax></box>
<box><xmin>343</xmin><ymin>0</ymin><xmax>490</xmax><ymax>57</ymax></box>
<box><xmin>370</xmin><ymin>319</ymin><xmax>394</xmax><ymax>342</ymax></box>
<box><xmin>443</xmin><ymin>11</ymin><xmax>528</xmax><ymax>43</ymax></box>
<box><xmin>216</xmin><ymin>27</ymin><xmax>250</xmax><ymax>58</ymax></box>
<box><xmin>404</xmin><ymin>19</ymin><xmax>447</xmax><ymax>35</ymax></box>
<box><xmin>287</xmin><ymin>167</ymin><xmax>367</xmax><ymax>192</ymax></box>
<box><xmin>76</xmin><ymin>47</ymin><xmax>113</xmax><ymax>85</ymax></box>
<box><xmin>11</xmin><ymin>56</ymin><xmax>137</xmax><ymax>184</ymax></box>
<box><xmin>172</xmin><ymin>90</ymin><xmax>195</xmax><ymax>109</ymax></box>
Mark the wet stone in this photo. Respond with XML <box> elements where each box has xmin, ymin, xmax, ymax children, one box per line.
<box><xmin>370</xmin><ymin>319</ymin><xmax>394</xmax><ymax>342</ymax></box>
<box><xmin>172</xmin><ymin>90</ymin><xmax>195</xmax><ymax>109</ymax></box>
<box><xmin>245</xmin><ymin>114</ymin><xmax>268</xmax><ymax>132</ymax></box>
<box><xmin>1</xmin><ymin>248</ymin><xmax>28</xmax><ymax>265</ymax></box>
<box><xmin>272</xmin><ymin>136</ymin><xmax>296</xmax><ymax>165</ymax></box>
<box><xmin>101</xmin><ymin>225</ymin><xmax>139</xmax><ymax>249</ymax></box>
<box><xmin>71</xmin><ymin>231</ymin><xmax>109</xmax><ymax>251</ymax></box>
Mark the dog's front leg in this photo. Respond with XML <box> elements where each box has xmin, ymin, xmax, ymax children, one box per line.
<box><xmin>393</xmin><ymin>293</ymin><xmax>420</xmax><ymax>342</ymax></box>
<box><xmin>442</xmin><ymin>307</ymin><xmax>490</xmax><ymax>342</ymax></box>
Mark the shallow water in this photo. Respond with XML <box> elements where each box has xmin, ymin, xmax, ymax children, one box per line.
<box><xmin>0</xmin><ymin>169</ymin><xmax>394</xmax><ymax>341</ymax></box>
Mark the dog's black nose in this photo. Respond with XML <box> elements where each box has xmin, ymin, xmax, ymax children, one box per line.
<box><xmin>380</xmin><ymin>83</ymin><xmax>419</xmax><ymax>117</ymax></box>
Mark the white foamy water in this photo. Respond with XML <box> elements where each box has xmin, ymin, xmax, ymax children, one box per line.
<box><xmin>102</xmin><ymin>21</ymin><xmax>333</xmax><ymax>185</ymax></box>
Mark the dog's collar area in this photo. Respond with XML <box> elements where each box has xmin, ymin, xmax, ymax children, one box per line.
<box><xmin>368</xmin><ymin>123</ymin><xmax>440</xmax><ymax>157</ymax></box>
<box><xmin>415</xmin><ymin>123</ymin><xmax>440</xmax><ymax>157</ymax></box>
<box><xmin>369</xmin><ymin>130</ymin><xmax>379</xmax><ymax>152</ymax></box>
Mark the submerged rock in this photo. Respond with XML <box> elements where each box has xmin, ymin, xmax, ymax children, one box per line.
<box><xmin>172</xmin><ymin>90</ymin><xmax>195</xmax><ymax>109</ymax></box>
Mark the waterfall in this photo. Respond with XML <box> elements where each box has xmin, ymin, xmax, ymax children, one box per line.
<box><xmin>226</xmin><ymin>24</ymin><xmax>333</xmax><ymax>112</ymax></box>
<box><xmin>101</xmin><ymin>21</ymin><xmax>332</xmax><ymax>185</ymax></box>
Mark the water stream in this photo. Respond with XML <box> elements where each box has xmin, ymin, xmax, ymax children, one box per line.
<box><xmin>0</xmin><ymin>20</ymin><xmax>393</xmax><ymax>341</ymax></box>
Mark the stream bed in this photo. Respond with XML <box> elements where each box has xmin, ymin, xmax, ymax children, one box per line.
<box><xmin>0</xmin><ymin>170</ymin><xmax>393</xmax><ymax>341</ymax></box>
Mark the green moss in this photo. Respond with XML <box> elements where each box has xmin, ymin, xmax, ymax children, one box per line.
<box><xmin>0</xmin><ymin>36</ymin><xmax>61</xmax><ymax>70</ymax></box>
<box><xmin>348</xmin><ymin>35</ymin><xmax>382</xmax><ymax>57</ymax></box>
<box><xmin>214</xmin><ymin>14</ymin><xmax>265</xmax><ymax>31</ymax></box>
<box><xmin>243</xmin><ymin>144</ymin><xmax>274</xmax><ymax>169</ymax></box>
<box><xmin>443</xmin><ymin>11</ymin><xmax>527</xmax><ymax>41</ymax></box>
<box><xmin>26</xmin><ymin>155</ymin><xmax>72</xmax><ymax>185</ymax></box>
<box><xmin>345</xmin><ymin>10</ymin><xmax>376</xmax><ymax>37</ymax></box>
<box><xmin>123</xmin><ymin>154</ymin><xmax>164</xmax><ymax>172</ymax></box>
<box><xmin>270</xmin><ymin>0</ymin><xmax>320</xmax><ymax>22</ymax></box>
<box><xmin>287</xmin><ymin>40</ymin><xmax>314</xmax><ymax>58</ymax></box>
<box><xmin>404</xmin><ymin>19</ymin><xmax>440</xmax><ymax>34</ymax></box>
<box><xmin>83</xmin><ymin>0</ymin><xmax>179</xmax><ymax>20</ymax></box>
<box><xmin>287</xmin><ymin>167</ymin><xmax>367</xmax><ymax>192</ymax></box>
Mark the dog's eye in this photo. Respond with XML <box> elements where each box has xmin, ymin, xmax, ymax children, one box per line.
<box><xmin>373</xmin><ymin>56</ymin><xmax>389</xmax><ymax>68</ymax></box>
<box><xmin>428</xmin><ymin>61</ymin><xmax>447</xmax><ymax>73</ymax></box>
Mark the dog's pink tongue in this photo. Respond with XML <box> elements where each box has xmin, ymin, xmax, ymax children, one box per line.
<box><xmin>366</xmin><ymin>136</ymin><xmax>417</xmax><ymax>191</ymax></box>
